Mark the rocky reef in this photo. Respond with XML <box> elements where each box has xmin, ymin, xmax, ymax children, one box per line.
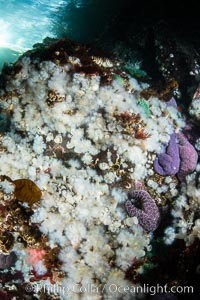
<box><xmin>0</xmin><ymin>38</ymin><xmax>200</xmax><ymax>299</ymax></box>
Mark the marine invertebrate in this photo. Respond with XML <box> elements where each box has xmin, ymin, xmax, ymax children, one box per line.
<box><xmin>166</xmin><ymin>97</ymin><xmax>177</xmax><ymax>108</ymax></box>
<box><xmin>195</xmin><ymin>137</ymin><xmax>200</xmax><ymax>151</ymax></box>
<box><xmin>0</xmin><ymin>289</ymin><xmax>11</xmax><ymax>300</ymax></box>
<box><xmin>123</xmin><ymin>64</ymin><xmax>147</xmax><ymax>79</ymax></box>
<box><xmin>134</xmin><ymin>127</ymin><xmax>151</xmax><ymax>140</ymax></box>
<box><xmin>0</xmin><ymin>197</ymin><xmax>47</xmax><ymax>250</ymax></box>
<box><xmin>182</xmin><ymin>120</ymin><xmax>200</xmax><ymax>145</ymax></box>
<box><xmin>13</xmin><ymin>179</ymin><xmax>42</xmax><ymax>205</ymax></box>
<box><xmin>0</xmin><ymin>111</ymin><xmax>11</xmax><ymax>133</ymax></box>
<box><xmin>0</xmin><ymin>231</ymin><xmax>14</xmax><ymax>254</ymax></box>
<box><xmin>138</xmin><ymin>99</ymin><xmax>151</xmax><ymax>117</ymax></box>
<box><xmin>115</xmin><ymin>111</ymin><xmax>140</xmax><ymax>125</ymax></box>
<box><xmin>46</xmin><ymin>90</ymin><xmax>64</xmax><ymax>107</ymax></box>
<box><xmin>28</xmin><ymin>247</ymin><xmax>63</xmax><ymax>284</ymax></box>
<box><xmin>114</xmin><ymin>111</ymin><xmax>151</xmax><ymax>139</ymax></box>
<box><xmin>176</xmin><ymin>132</ymin><xmax>198</xmax><ymax>181</ymax></box>
<box><xmin>0</xmin><ymin>252</ymin><xmax>16</xmax><ymax>269</ymax></box>
<box><xmin>189</xmin><ymin>98</ymin><xmax>200</xmax><ymax>121</ymax></box>
<box><xmin>91</xmin><ymin>56</ymin><xmax>114</xmax><ymax>68</ymax></box>
<box><xmin>154</xmin><ymin>133</ymin><xmax>180</xmax><ymax>176</ymax></box>
<box><xmin>0</xmin><ymin>38</ymin><xmax>187</xmax><ymax>298</ymax></box>
<box><xmin>113</xmin><ymin>74</ymin><xmax>125</xmax><ymax>86</ymax></box>
<box><xmin>27</xmin><ymin>248</ymin><xmax>46</xmax><ymax>268</ymax></box>
<box><xmin>140</xmin><ymin>78</ymin><xmax>179</xmax><ymax>101</ymax></box>
<box><xmin>125</xmin><ymin>189</ymin><xmax>160</xmax><ymax>232</ymax></box>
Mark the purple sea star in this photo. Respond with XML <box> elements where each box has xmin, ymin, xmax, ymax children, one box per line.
<box><xmin>153</xmin><ymin>133</ymin><xmax>180</xmax><ymax>176</ymax></box>
<box><xmin>125</xmin><ymin>189</ymin><xmax>160</xmax><ymax>232</ymax></box>
<box><xmin>166</xmin><ymin>97</ymin><xmax>178</xmax><ymax>109</ymax></box>
<box><xmin>182</xmin><ymin>120</ymin><xmax>200</xmax><ymax>145</ymax></box>
<box><xmin>176</xmin><ymin>132</ymin><xmax>198</xmax><ymax>181</ymax></box>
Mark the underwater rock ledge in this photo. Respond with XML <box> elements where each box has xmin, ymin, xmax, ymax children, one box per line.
<box><xmin>0</xmin><ymin>38</ymin><xmax>200</xmax><ymax>299</ymax></box>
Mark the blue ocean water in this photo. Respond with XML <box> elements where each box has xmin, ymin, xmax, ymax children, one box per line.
<box><xmin>0</xmin><ymin>0</ymin><xmax>126</xmax><ymax>70</ymax></box>
<box><xmin>0</xmin><ymin>0</ymin><xmax>66</xmax><ymax>69</ymax></box>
